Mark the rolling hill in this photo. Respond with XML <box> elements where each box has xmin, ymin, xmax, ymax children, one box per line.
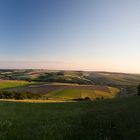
<box><xmin>0</xmin><ymin>70</ymin><xmax>140</xmax><ymax>86</ymax></box>
<box><xmin>0</xmin><ymin>69</ymin><xmax>139</xmax><ymax>96</ymax></box>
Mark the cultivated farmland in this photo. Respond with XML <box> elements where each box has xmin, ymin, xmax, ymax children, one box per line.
<box><xmin>5</xmin><ymin>83</ymin><xmax>120</xmax><ymax>100</ymax></box>
<box><xmin>0</xmin><ymin>80</ymin><xmax>31</xmax><ymax>89</ymax></box>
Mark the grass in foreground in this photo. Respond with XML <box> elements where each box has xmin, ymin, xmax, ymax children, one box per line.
<box><xmin>0</xmin><ymin>97</ymin><xmax>140</xmax><ymax>140</ymax></box>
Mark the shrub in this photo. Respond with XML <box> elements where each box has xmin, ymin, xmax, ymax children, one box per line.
<box><xmin>14</xmin><ymin>92</ymin><xmax>24</xmax><ymax>100</ymax></box>
<box><xmin>84</xmin><ymin>97</ymin><xmax>90</xmax><ymax>100</ymax></box>
<box><xmin>101</xmin><ymin>96</ymin><xmax>104</xmax><ymax>100</ymax></box>
<box><xmin>0</xmin><ymin>90</ymin><xmax>42</xmax><ymax>100</ymax></box>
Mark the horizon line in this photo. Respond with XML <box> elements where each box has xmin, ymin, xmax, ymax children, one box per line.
<box><xmin>0</xmin><ymin>68</ymin><xmax>139</xmax><ymax>75</ymax></box>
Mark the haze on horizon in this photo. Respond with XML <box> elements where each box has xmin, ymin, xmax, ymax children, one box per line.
<box><xmin>0</xmin><ymin>0</ymin><xmax>140</xmax><ymax>73</ymax></box>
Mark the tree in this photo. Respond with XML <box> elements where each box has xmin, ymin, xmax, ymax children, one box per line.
<box><xmin>137</xmin><ymin>84</ymin><xmax>140</xmax><ymax>95</ymax></box>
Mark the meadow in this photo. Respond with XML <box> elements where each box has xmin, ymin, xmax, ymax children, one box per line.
<box><xmin>0</xmin><ymin>97</ymin><xmax>140</xmax><ymax>140</ymax></box>
<box><xmin>0</xmin><ymin>80</ymin><xmax>31</xmax><ymax>89</ymax></box>
<box><xmin>45</xmin><ymin>87</ymin><xmax>119</xmax><ymax>100</ymax></box>
<box><xmin>4</xmin><ymin>83</ymin><xmax>119</xmax><ymax>100</ymax></box>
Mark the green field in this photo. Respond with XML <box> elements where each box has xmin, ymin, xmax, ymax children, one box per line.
<box><xmin>0</xmin><ymin>97</ymin><xmax>139</xmax><ymax>140</ymax></box>
<box><xmin>46</xmin><ymin>88</ymin><xmax>119</xmax><ymax>100</ymax></box>
<box><xmin>4</xmin><ymin>83</ymin><xmax>119</xmax><ymax>100</ymax></box>
<box><xmin>0</xmin><ymin>80</ymin><xmax>31</xmax><ymax>89</ymax></box>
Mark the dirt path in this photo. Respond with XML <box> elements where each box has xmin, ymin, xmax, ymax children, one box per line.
<box><xmin>0</xmin><ymin>99</ymin><xmax>75</xmax><ymax>103</ymax></box>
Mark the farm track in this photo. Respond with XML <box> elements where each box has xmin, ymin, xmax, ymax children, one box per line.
<box><xmin>0</xmin><ymin>99</ymin><xmax>74</xmax><ymax>103</ymax></box>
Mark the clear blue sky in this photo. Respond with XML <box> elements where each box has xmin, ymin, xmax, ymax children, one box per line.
<box><xmin>0</xmin><ymin>0</ymin><xmax>140</xmax><ymax>73</ymax></box>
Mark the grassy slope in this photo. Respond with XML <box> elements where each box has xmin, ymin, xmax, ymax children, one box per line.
<box><xmin>0</xmin><ymin>80</ymin><xmax>31</xmax><ymax>89</ymax></box>
<box><xmin>0</xmin><ymin>97</ymin><xmax>140</xmax><ymax>140</ymax></box>
<box><xmin>46</xmin><ymin>87</ymin><xmax>119</xmax><ymax>100</ymax></box>
<box><xmin>5</xmin><ymin>82</ymin><xmax>120</xmax><ymax>100</ymax></box>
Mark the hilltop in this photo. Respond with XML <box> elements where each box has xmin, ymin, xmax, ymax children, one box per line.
<box><xmin>0</xmin><ymin>69</ymin><xmax>140</xmax><ymax>85</ymax></box>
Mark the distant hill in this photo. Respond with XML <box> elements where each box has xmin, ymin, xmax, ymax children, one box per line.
<box><xmin>0</xmin><ymin>69</ymin><xmax>139</xmax><ymax>98</ymax></box>
<box><xmin>0</xmin><ymin>70</ymin><xmax>140</xmax><ymax>87</ymax></box>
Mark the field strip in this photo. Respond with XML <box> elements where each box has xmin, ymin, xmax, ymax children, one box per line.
<box><xmin>0</xmin><ymin>99</ymin><xmax>75</xmax><ymax>103</ymax></box>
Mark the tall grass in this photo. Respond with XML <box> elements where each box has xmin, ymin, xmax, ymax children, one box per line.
<box><xmin>0</xmin><ymin>97</ymin><xmax>139</xmax><ymax>139</ymax></box>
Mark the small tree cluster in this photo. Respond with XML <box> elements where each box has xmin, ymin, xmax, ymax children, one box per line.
<box><xmin>0</xmin><ymin>91</ymin><xmax>41</xmax><ymax>100</ymax></box>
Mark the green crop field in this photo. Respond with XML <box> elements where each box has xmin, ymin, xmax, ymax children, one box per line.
<box><xmin>0</xmin><ymin>97</ymin><xmax>140</xmax><ymax>140</ymax></box>
<box><xmin>4</xmin><ymin>83</ymin><xmax>120</xmax><ymax>100</ymax></box>
<box><xmin>0</xmin><ymin>80</ymin><xmax>31</xmax><ymax>89</ymax></box>
<box><xmin>46</xmin><ymin>88</ymin><xmax>119</xmax><ymax>100</ymax></box>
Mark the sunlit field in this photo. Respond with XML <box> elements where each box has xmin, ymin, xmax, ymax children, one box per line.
<box><xmin>46</xmin><ymin>87</ymin><xmax>119</xmax><ymax>100</ymax></box>
<box><xmin>3</xmin><ymin>82</ymin><xmax>120</xmax><ymax>101</ymax></box>
<box><xmin>0</xmin><ymin>80</ymin><xmax>31</xmax><ymax>89</ymax></box>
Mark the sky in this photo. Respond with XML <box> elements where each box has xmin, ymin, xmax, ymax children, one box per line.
<box><xmin>0</xmin><ymin>0</ymin><xmax>140</xmax><ymax>73</ymax></box>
